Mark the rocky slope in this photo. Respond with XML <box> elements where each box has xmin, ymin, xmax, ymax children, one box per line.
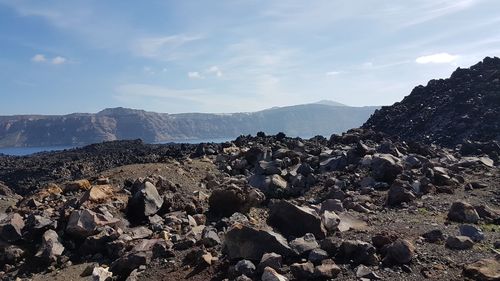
<box><xmin>0</xmin><ymin>130</ymin><xmax>498</xmax><ymax>281</ymax></box>
<box><xmin>0</xmin><ymin>103</ymin><xmax>378</xmax><ymax>148</ymax></box>
<box><xmin>363</xmin><ymin>57</ymin><xmax>500</xmax><ymax>146</ymax></box>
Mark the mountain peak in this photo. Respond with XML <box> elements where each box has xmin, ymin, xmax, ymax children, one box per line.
<box><xmin>97</xmin><ymin>107</ymin><xmax>146</xmax><ymax>116</ymax></box>
<box><xmin>314</xmin><ymin>100</ymin><xmax>347</xmax><ymax>107</ymax></box>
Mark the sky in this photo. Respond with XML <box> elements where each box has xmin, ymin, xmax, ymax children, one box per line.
<box><xmin>1</xmin><ymin>0</ymin><xmax>500</xmax><ymax>115</ymax></box>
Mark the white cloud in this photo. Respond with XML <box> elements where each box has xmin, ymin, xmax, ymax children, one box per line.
<box><xmin>207</xmin><ymin>66</ymin><xmax>223</xmax><ymax>77</ymax></box>
<box><xmin>188</xmin><ymin>71</ymin><xmax>204</xmax><ymax>79</ymax></box>
<box><xmin>325</xmin><ymin>71</ymin><xmax>341</xmax><ymax>76</ymax></box>
<box><xmin>51</xmin><ymin>56</ymin><xmax>67</xmax><ymax>65</ymax></box>
<box><xmin>32</xmin><ymin>54</ymin><xmax>46</xmax><ymax>62</ymax></box>
<box><xmin>415</xmin><ymin>53</ymin><xmax>459</xmax><ymax>64</ymax></box>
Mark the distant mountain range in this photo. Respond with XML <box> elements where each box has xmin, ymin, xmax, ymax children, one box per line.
<box><xmin>0</xmin><ymin>101</ymin><xmax>379</xmax><ymax>147</ymax></box>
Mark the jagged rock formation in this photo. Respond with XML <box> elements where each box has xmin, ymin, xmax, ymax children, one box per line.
<box><xmin>363</xmin><ymin>57</ymin><xmax>500</xmax><ymax>146</ymax></box>
<box><xmin>0</xmin><ymin>102</ymin><xmax>378</xmax><ymax>147</ymax></box>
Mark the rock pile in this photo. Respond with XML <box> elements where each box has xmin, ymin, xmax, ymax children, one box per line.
<box><xmin>0</xmin><ymin>126</ymin><xmax>497</xmax><ymax>281</ymax></box>
<box><xmin>363</xmin><ymin>57</ymin><xmax>500</xmax><ymax>148</ymax></box>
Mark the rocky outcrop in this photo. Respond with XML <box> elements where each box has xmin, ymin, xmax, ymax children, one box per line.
<box><xmin>363</xmin><ymin>57</ymin><xmax>500</xmax><ymax>146</ymax></box>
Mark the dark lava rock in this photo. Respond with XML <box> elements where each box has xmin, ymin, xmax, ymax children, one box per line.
<box><xmin>128</xmin><ymin>181</ymin><xmax>164</xmax><ymax>219</ymax></box>
<box><xmin>223</xmin><ymin>224</ymin><xmax>294</xmax><ymax>260</ymax></box>
<box><xmin>363</xmin><ymin>57</ymin><xmax>500</xmax><ymax>146</ymax></box>
<box><xmin>268</xmin><ymin>200</ymin><xmax>326</xmax><ymax>239</ymax></box>
<box><xmin>0</xmin><ymin>213</ymin><xmax>24</xmax><ymax>242</ymax></box>
<box><xmin>448</xmin><ymin>201</ymin><xmax>480</xmax><ymax>223</ymax></box>
<box><xmin>35</xmin><ymin>229</ymin><xmax>65</xmax><ymax>262</ymax></box>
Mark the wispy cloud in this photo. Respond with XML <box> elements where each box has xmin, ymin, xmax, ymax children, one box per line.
<box><xmin>133</xmin><ymin>35</ymin><xmax>204</xmax><ymax>61</ymax></box>
<box><xmin>325</xmin><ymin>71</ymin><xmax>341</xmax><ymax>76</ymax></box>
<box><xmin>51</xmin><ymin>56</ymin><xmax>67</xmax><ymax>65</ymax></box>
<box><xmin>31</xmin><ymin>54</ymin><xmax>67</xmax><ymax>65</ymax></box>
<box><xmin>31</xmin><ymin>54</ymin><xmax>46</xmax><ymax>62</ymax></box>
<box><xmin>207</xmin><ymin>66</ymin><xmax>223</xmax><ymax>77</ymax></box>
<box><xmin>188</xmin><ymin>71</ymin><xmax>204</xmax><ymax>79</ymax></box>
<box><xmin>416</xmin><ymin>53</ymin><xmax>459</xmax><ymax>64</ymax></box>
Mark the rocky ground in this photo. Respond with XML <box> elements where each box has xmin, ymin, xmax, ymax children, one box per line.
<box><xmin>0</xmin><ymin>129</ymin><xmax>499</xmax><ymax>281</ymax></box>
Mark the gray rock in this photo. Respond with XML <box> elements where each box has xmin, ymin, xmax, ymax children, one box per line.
<box><xmin>92</xmin><ymin>266</ymin><xmax>113</xmax><ymax>281</ymax></box>
<box><xmin>320</xmin><ymin>155</ymin><xmax>348</xmax><ymax>172</ymax></box>
<box><xmin>356</xmin><ymin>265</ymin><xmax>382</xmax><ymax>280</ymax></box>
<box><xmin>290</xmin><ymin>261</ymin><xmax>315</xmax><ymax>280</ymax></box>
<box><xmin>258</xmin><ymin>253</ymin><xmax>282</xmax><ymax>272</ymax></box>
<box><xmin>202</xmin><ymin>228</ymin><xmax>221</xmax><ymax>247</ymax></box>
<box><xmin>0</xmin><ymin>213</ymin><xmax>24</xmax><ymax>242</ymax></box>
<box><xmin>321</xmin><ymin>211</ymin><xmax>340</xmax><ymax>232</ymax></box>
<box><xmin>308</xmin><ymin>248</ymin><xmax>329</xmax><ymax>264</ymax></box>
<box><xmin>268</xmin><ymin>200</ymin><xmax>326</xmax><ymax>239</ymax></box>
<box><xmin>36</xmin><ymin>229</ymin><xmax>65</xmax><ymax>262</ymax></box>
<box><xmin>209</xmin><ymin>186</ymin><xmax>264</xmax><ymax>217</ymax></box>
<box><xmin>463</xmin><ymin>258</ymin><xmax>500</xmax><ymax>281</ymax></box>
<box><xmin>235</xmin><ymin>260</ymin><xmax>256</xmax><ymax>276</ymax></box>
<box><xmin>338</xmin><ymin>240</ymin><xmax>379</xmax><ymax>266</ymax></box>
<box><xmin>371</xmin><ymin>153</ymin><xmax>403</xmax><ymax>183</ymax></box>
<box><xmin>459</xmin><ymin>225</ymin><xmax>485</xmax><ymax>242</ymax></box>
<box><xmin>0</xmin><ymin>245</ymin><xmax>24</xmax><ymax>265</ymax></box>
<box><xmin>448</xmin><ymin>201</ymin><xmax>480</xmax><ymax>223</ymax></box>
<box><xmin>422</xmin><ymin>229</ymin><xmax>445</xmax><ymax>243</ymax></box>
<box><xmin>128</xmin><ymin>182</ymin><xmax>163</xmax><ymax>218</ymax></box>
<box><xmin>320</xmin><ymin>199</ymin><xmax>344</xmax><ymax>213</ymax></box>
<box><xmin>249</xmin><ymin>174</ymin><xmax>288</xmax><ymax>198</ymax></box>
<box><xmin>261</xmin><ymin>267</ymin><xmax>288</xmax><ymax>281</ymax></box>
<box><xmin>290</xmin><ymin>233</ymin><xmax>319</xmax><ymax>256</ymax></box>
<box><xmin>223</xmin><ymin>224</ymin><xmax>294</xmax><ymax>260</ymax></box>
<box><xmin>314</xmin><ymin>261</ymin><xmax>341</xmax><ymax>279</ymax></box>
<box><xmin>446</xmin><ymin>235</ymin><xmax>474</xmax><ymax>250</ymax></box>
<box><xmin>387</xmin><ymin>180</ymin><xmax>416</xmax><ymax>206</ymax></box>
<box><xmin>110</xmin><ymin>251</ymin><xmax>151</xmax><ymax>277</ymax></box>
<box><xmin>383</xmin><ymin>239</ymin><xmax>415</xmax><ymax>265</ymax></box>
<box><xmin>66</xmin><ymin>209</ymin><xmax>118</xmax><ymax>238</ymax></box>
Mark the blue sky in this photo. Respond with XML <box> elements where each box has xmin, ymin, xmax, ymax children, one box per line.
<box><xmin>1</xmin><ymin>0</ymin><xmax>500</xmax><ymax>114</ymax></box>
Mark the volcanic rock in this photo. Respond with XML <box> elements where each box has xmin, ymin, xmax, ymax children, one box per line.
<box><xmin>268</xmin><ymin>200</ymin><xmax>326</xmax><ymax>239</ymax></box>
<box><xmin>223</xmin><ymin>224</ymin><xmax>294</xmax><ymax>260</ymax></box>
<box><xmin>36</xmin><ymin>229</ymin><xmax>65</xmax><ymax>262</ymax></box>
<box><xmin>363</xmin><ymin>57</ymin><xmax>500</xmax><ymax>146</ymax></box>
<box><xmin>448</xmin><ymin>201</ymin><xmax>480</xmax><ymax>223</ymax></box>
<box><xmin>128</xmin><ymin>181</ymin><xmax>163</xmax><ymax>219</ymax></box>
<box><xmin>0</xmin><ymin>213</ymin><xmax>25</xmax><ymax>242</ymax></box>
<box><xmin>261</xmin><ymin>267</ymin><xmax>288</xmax><ymax>281</ymax></box>
<box><xmin>446</xmin><ymin>235</ymin><xmax>474</xmax><ymax>250</ymax></box>
<box><xmin>463</xmin><ymin>258</ymin><xmax>500</xmax><ymax>281</ymax></box>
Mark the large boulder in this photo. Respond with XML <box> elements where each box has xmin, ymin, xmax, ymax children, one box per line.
<box><xmin>209</xmin><ymin>186</ymin><xmax>264</xmax><ymax>217</ymax></box>
<box><xmin>387</xmin><ymin>180</ymin><xmax>416</xmax><ymax>206</ymax></box>
<box><xmin>223</xmin><ymin>224</ymin><xmax>294</xmax><ymax>260</ymax></box>
<box><xmin>371</xmin><ymin>154</ymin><xmax>403</xmax><ymax>183</ymax></box>
<box><xmin>268</xmin><ymin>201</ymin><xmax>326</xmax><ymax>239</ymax></box>
<box><xmin>66</xmin><ymin>209</ymin><xmax>118</xmax><ymax>238</ymax></box>
<box><xmin>448</xmin><ymin>201</ymin><xmax>480</xmax><ymax>223</ymax></box>
<box><xmin>463</xmin><ymin>258</ymin><xmax>500</xmax><ymax>281</ymax></box>
<box><xmin>36</xmin><ymin>229</ymin><xmax>65</xmax><ymax>262</ymax></box>
<box><xmin>0</xmin><ymin>213</ymin><xmax>25</xmax><ymax>242</ymax></box>
<box><xmin>337</xmin><ymin>240</ymin><xmax>379</xmax><ymax>265</ymax></box>
<box><xmin>128</xmin><ymin>182</ymin><xmax>164</xmax><ymax>219</ymax></box>
<box><xmin>382</xmin><ymin>239</ymin><xmax>415</xmax><ymax>265</ymax></box>
<box><xmin>249</xmin><ymin>174</ymin><xmax>288</xmax><ymax>198</ymax></box>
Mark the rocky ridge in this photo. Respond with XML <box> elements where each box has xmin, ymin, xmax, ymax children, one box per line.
<box><xmin>363</xmin><ymin>57</ymin><xmax>500</xmax><ymax>146</ymax></box>
<box><xmin>0</xmin><ymin>103</ymin><xmax>378</xmax><ymax>148</ymax></box>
